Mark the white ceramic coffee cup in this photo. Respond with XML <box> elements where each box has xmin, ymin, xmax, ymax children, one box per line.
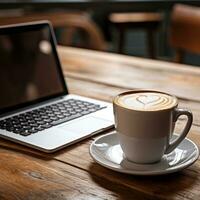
<box><xmin>113</xmin><ymin>90</ymin><xmax>193</xmax><ymax>164</ymax></box>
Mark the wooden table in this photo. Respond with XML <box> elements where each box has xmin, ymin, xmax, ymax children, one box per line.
<box><xmin>1</xmin><ymin>46</ymin><xmax>200</xmax><ymax>200</ymax></box>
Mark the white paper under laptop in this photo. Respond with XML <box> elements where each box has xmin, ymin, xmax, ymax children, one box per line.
<box><xmin>0</xmin><ymin>21</ymin><xmax>114</xmax><ymax>152</ymax></box>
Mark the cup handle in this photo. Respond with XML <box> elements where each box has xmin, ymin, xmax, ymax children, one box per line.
<box><xmin>165</xmin><ymin>108</ymin><xmax>193</xmax><ymax>154</ymax></box>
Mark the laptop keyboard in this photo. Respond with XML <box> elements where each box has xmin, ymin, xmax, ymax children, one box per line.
<box><xmin>0</xmin><ymin>99</ymin><xmax>105</xmax><ymax>136</ymax></box>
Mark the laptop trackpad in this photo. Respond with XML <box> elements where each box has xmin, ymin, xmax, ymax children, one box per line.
<box><xmin>59</xmin><ymin>116</ymin><xmax>112</xmax><ymax>135</ymax></box>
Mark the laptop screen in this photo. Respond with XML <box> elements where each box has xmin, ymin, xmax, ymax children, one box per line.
<box><xmin>0</xmin><ymin>22</ymin><xmax>67</xmax><ymax>114</ymax></box>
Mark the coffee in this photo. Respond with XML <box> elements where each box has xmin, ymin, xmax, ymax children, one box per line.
<box><xmin>115</xmin><ymin>91</ymin><xmax>177</xmax><ymax>111</ymax></box>
<box><xmin>113</xmin><ymin>90</ymin><xmax>193</xmax><ymax>163</ymax></box>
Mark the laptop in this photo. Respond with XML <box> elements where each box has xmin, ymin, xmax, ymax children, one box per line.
<box><xmin>0</xmin><ymin>21</ymin><xmax>114</xmax><ymax>152</ymax></box>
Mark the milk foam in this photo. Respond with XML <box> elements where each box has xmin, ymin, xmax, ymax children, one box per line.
<box><xmin>116</xmin><ymin>92</ymin><xmax>177</xmax><ymax>111</ymax></box>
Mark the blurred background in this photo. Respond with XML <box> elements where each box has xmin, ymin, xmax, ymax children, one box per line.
<box><xmin>0</xmin><ymin>0</ymin><xmax>200</xmax><ymax>66</ymax></box>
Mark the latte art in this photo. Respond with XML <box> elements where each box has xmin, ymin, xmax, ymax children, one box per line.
<box><xmin>116</xmin><ymin>92</ymin><xmax>177</xmax><ymax>111</ymax></box>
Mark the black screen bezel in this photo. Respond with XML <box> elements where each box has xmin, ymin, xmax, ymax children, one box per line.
<box><xmin>0</xmin><ymin>21</ymin><xmax>68</xmax><ymax>115</ymax></box>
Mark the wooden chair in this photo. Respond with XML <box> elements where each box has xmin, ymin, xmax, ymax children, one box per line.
<box><xmin>0</xmin><ymin>11</ymin><xmax>107</xmax><ymax>51</ymax></box>
<box><xmin>169</xmin><ymin>4</ymin><xmax>200</xmax><ymax>63</ymax></box>
<box><xmin>109</xmin><ymin>12</ymin><xmax>163</xmax><ymax>58</ymax></box>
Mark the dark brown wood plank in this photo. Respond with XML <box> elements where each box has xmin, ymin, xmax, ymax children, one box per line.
<box><xmin>0</xmin><ymin>75</ymin><xmax>199</xmax><ymax>200</ymax></box>
<box><xmin>1</xmin><ymin>46</ymin><xmax>200</xmax><ymax>200</ymax></box>
<box><xmin>0</xmin><ymin>147</ymin><xmax>153</xmax><ymax>200</ymax></box>
<box><xmin>58</xmin><ymin>46</ymin><xmax>200</xmax><ymax>102</ymax></box>
<box><xmin>0</xmin><ymin>125</ymin><xmax>199</xmax><ymax>200</ymax></box>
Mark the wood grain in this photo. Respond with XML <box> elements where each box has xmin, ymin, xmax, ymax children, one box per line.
<box><xmin>58</xmin><ymin>46</ymin><xmax>200</xmax><ymax>101</ymax></box>
<box><xmin>0</xmin><ymin>125</ymin><xmax>199</xmax><ymax>200</ymax></box>
<box><xmin>0</xmin><ymin>147</ymin><xmax>153</xmax><ymax>200</ymax></box>
<box><xmin>1</xmin><ymin>46</ymin><xmax>200</xmax><ymax>200</ymax></box>
<box><xmin>0</xmin><ymin>77</ymin><xmax>199</xmax><ymax>200</ymax></box>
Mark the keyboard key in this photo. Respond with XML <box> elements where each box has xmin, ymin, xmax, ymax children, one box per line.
<box><xmin>50</xmin><ymin>116</ymin><xmax>59</xmax><ymax>121</ymax></box>
<box><xmin>43</xmin><ymin>119</ymin><xmax>53</xmax><ymax>123</ymax></box>
<box><xmin>41</xmin><ymin>123</ymin><xmax>52</xmax><ymax>129</ymax></box>
<box><xmin>29</xmin><ymin>128</ymin><xmax>38</xmax><ymax>133</ymax></box>
<box><xmin>13</xmin><ymin>129</ymin><xmax>21</xmax><ymax>134</ymax></box>
<box><xmin>0</xmin><ymin>99</ymin><xmax>104</xmax><ymax>136</ymax></box>
<box><xmin>37</xmin><ymin>121</ymin><xmax>45</xmax><ymax>125</ymax></box>
<box><xmin>20</xmin><ymin>130</ymin><xmax>31</xmax><ymax>136</ymax></box>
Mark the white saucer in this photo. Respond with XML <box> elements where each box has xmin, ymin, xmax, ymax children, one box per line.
<box><xmin>90</xmin><ymin>132</ymin><xmax>199</xmax><ymax>175</ymax></box>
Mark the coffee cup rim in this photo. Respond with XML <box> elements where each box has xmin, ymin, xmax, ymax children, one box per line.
<box><xmin>113</xmin><ymin>89</ymin><xmax>178</xmax><ymax>112</ymax></box>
